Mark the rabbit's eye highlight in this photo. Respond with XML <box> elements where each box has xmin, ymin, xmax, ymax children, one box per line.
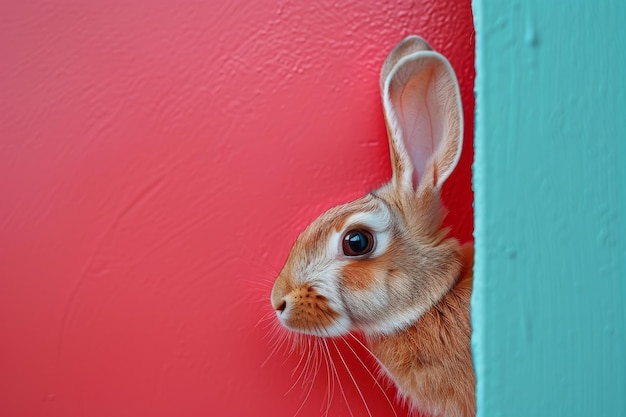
<box><xmin>342</xmin><ymin>229</ymin><xmax>374</xmax><ymax>256</ymax></box>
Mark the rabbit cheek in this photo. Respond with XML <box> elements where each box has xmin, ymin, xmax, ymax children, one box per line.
<box><xmin>341</xmin><ymin>262</ymin><xmax>377</xmax><ymax>291</ymax></box>
<box><xmin>339</xmin><ymin>263</ymin><xmax>389</xmax><ymax>325</ymax></box>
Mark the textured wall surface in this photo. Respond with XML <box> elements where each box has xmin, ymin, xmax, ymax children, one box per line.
<box><xmin>473</xmin><ymin>1</ymin><xmax>626</xmax><ymax>416</ymax></box>
<box><xmin>0</xmin><ymin>1</ymin><xmax>474</xmax><ymax>416</ymax></box>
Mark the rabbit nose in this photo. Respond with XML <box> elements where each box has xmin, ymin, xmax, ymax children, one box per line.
<box><xmin>276</xmin><ymin>299</ymin><xmax>287</xmax><ymax>313</ymax></box>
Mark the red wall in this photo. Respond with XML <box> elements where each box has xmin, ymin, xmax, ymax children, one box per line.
<box><xmin>0</xmin><ymin>1</ymin><xmax>474</xmax><ymax>416</ymax></box>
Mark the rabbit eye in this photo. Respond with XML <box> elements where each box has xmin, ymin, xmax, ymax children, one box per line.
<box><xmin>342</xmin><ymin>229</ymin><xmax>374</xmax><ymax>256</ymax></box>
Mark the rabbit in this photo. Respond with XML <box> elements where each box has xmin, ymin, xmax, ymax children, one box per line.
<box><xmin>270</xmin><ymin>35</ymin><xmax>475</xmax><ymax>417</ymax></box>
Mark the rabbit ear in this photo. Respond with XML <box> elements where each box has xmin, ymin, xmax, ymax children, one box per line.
<box><xmin>381</xmin><ymin>40</ymin><xmax>463</xmax><ymax>192</ymax></box>
<box><xmin>380</xmin><ymin>36</ymin><xmax>433</xmax><ymax>92</ymax></box>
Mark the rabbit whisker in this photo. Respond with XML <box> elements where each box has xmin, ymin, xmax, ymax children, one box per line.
<box><xmin>261</xmin><ymin>324</ymin><xmax>289</xmax><ymax>367</ymax></box>
<box><xmin>289</xmin><ymin>336</ymin><xmax>317</xmax><ymax>394</ymax></box>
<box><xmin>288</xmin><ymin>332</ymin><xmax>303</xmax><ymax>356</ymax></box>
<box><xmin>290</xmin><ymin>335</ymin><xmax>322</xmax><ymax>417</ymax></box>
<box><xmin>339</xmin><ymin>333</ymin><xmax>399</xmax><ymax>417</ymax></box>
<box><xmin>319</xmin><ymin>309</ymin><xmax>397</xmax><ymax>416</ymax></box>
<box><xmin>318</xmin><ymin>337</ymin><xmax>335</xmax><ymax>417</ymax></box>
<box><xmin>325</xmin><ymin>316</ymin><xmax>399</xmax><ymax>416</ymax></box>
<box><xmin>255</xmin><ymin>310</ymin><xmax>276</xmax><ymax>329</ymax></box>
<box><xmin>288</xmin><ymin>338</ymin><xmax>309</xmax><ymax>380</ymax></box>
<box><xmin>321</xmin><ymin>337</ymin><xmax>356</xmax><ymax>417</ymax></box>
<box><xmin>329</xmin><ymin>337</ymin><xmax>374</xmax><ymax>417</ymax></box>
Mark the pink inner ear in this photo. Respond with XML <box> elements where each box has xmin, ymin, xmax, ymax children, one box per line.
<box><xmin>397</xmin><ymin>67</ymin><xmax>444</xmax><ymax>188</ymax></box>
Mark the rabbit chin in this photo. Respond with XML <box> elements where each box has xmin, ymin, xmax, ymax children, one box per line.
<box><xmin>276</xmin><ymin>311</ymin><xmax>353</xmax><ymax>338</ymax></box>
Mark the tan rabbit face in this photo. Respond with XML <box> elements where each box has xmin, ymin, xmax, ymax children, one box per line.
<box><xmin>270</xmin><ymin>187</ymin><xmax>461</xmax><ymax>337</ymax></box>
<box><xmin>271</xmin><ymin>194</ymin><xmax>390</xmax><ymax>336</ymax></box>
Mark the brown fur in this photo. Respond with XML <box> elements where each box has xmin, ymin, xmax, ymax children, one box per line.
<box><xmin>366</xmin><ymin>244</ymin><xmax>474</xmax><ymax>417</ymax></box>
<box><xmin>341</xmin><ymin>261</ymin><xmax>377</xmax><ymax>290</ymax></box>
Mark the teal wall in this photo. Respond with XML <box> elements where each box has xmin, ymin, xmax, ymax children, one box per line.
<box><xmin>472</xmin><ymin>1</ymin><xmax>626</xmax><ymax>416</ymax></box>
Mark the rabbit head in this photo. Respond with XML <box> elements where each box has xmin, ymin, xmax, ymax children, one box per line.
<box><xmin>270</xmin><ymin>36</ymin><xmax>464</xmax><ymax>337</ymax></box>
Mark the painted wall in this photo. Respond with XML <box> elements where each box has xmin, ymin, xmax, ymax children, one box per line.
<box><xmin>0</xmin><ymin>1</ymin><xmax>474</xmax><ymax>416</ymax></box>
<box><xmin>473</xmin><ymin>1</ymin><xmax>626</xmax><ymax>416</ymax></box>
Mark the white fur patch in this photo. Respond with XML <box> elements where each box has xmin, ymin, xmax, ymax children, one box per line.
<box><xmin>359</xmin><ymin>303</ymin><xmax>432</xmax><ymax>335</ymax></box>
<box><xmin>275</xmin><ymin>310</ymin><xmax>352</xmax><ymax>338</ymax></box>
